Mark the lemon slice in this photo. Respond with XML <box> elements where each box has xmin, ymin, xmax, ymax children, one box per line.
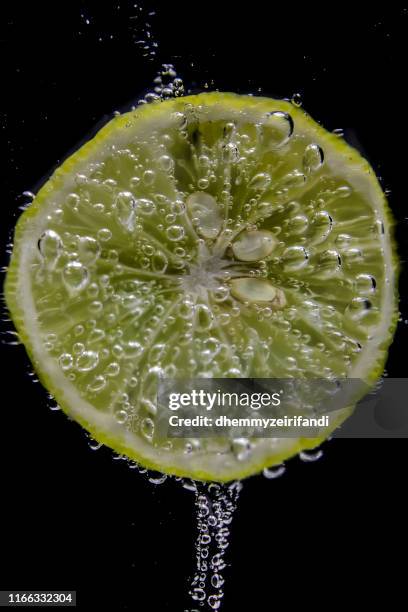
<box><xmin>5</xmin><ymin>93</ymin><xmax>398</xmax><ymax>481</ymax></box>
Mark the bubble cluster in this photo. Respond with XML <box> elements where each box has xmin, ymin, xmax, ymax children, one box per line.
<box><xmin>140</xmin><ymin>63</ymin><xmax>184</xmax><ymax>105</ymax></box>
<box><xmin>188</xmin><ymin>482</ymin><xmax>242</xmax><ymax>610</ymax></box>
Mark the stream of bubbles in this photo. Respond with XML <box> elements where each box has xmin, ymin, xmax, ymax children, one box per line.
<box><xmin>186</xmin><ymin>481</ymin><xmax>242</xmax><ymax>611</ymax></box>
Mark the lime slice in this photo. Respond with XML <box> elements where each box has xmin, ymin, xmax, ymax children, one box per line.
<box><xmin>5</xmin><ymin>93</ymin><xmax>398</xmax><ymax>481</ymax></box>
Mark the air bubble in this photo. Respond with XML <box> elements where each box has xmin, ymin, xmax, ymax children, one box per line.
<box><xmin>62</xmin><ymin>261</ymin><xmax>89</xmax><ymax>293</ymax></box>
<box><xmin>152</xmin><ymin>251</ymin><xmax>168</xmax><ymax>273</ymax></box>
<box><xmin>149</xmin><ymin>343</ymin><xmax>166</xmax><ymax>363</ymax></box>
<box><xmin>106</xmin><ymin>362</ymin><xmax>121</xmax><ymax>377</ymax></box>
<box><xmin>282</xmin><ymin>246</ymin><xmax>309</xmax><ymax>271</ymax></box>
<box><xmin>87</xmin><ymin>437</ymin><xmax>103</xmax><ymax>451</ymax></box>
<box><xmin>303</xmin><ymin>143</ymin><xmax>324</xmax><ymax>174</ymax></box>
<box><xmin>73</xmin><ymin>342</ymin><xmax>84</xmax><ymax>354</ymax></box>
<box><xmin>199</xmin><ymin>154</ymin><xmax>211</xmax><ymax>168</ymax></box>
<box><xmin>212</xmin><ymin>285</ymin><xmax>230</xmax><ymax>303</ymax></box>
<box><xmin>191</xmin><ymin>588</ymin><xmax>206</xmax><ymax>602</ymax></box>
<box><xmin>75</xmin><ymin>350</ymin><xmax>99</xmax><ymax>372</ymax></box>
<box><xmin>211</xmin><ymin>574</ymin><xmax>225</xmax><ymax>589</ymax></box>
<box><xmin>249</xmin><ymin>172</ymin><xmax>271</xmax><ymax>191</ymax></box>
<box><xmin>223</xmin><ymin>121</ymin><xmax>236</xmax><ymax>139</ymax></box>
<box><xmin>174</xmin><ymin>245</ymin><xmax>186</xmax><ymax>257</ymax></box>
<box><xmin>262</xmin><ymin>111</ymin><xmax>294</xmax><ymax>148</ymax></box>
<box><xmin>66</xmin><ymin>193</ymin><xmax>80</xmax><ymax>208</ymax></box>
<box><xmin>186</xmin><ymin>192</ymin><xmax>223</xmax><ymax>240</ymax></box>
<box><xmin>288</xmin><ymin>214</ymin><xmax>309</xmax><ymax>235</ymax></box>
<box><xmin>198</xmin><ymin>177</ymin><xmax>210</xmax><ymax>189</ymax></box>
<box><xmin>114</xmin><ymin>409</ymin><xmax>128</xmax><ymax>425</ymax></box>
<box><xmin>143</xmin><ymin>170</ymin><xmax>155</xmax><ymax>185</ymax></box>
<box><xmin>123</xmin><ymin>340</ymin><xmax>143</xmax><ymax>359</ymax></box>
<box><xmin>223</xmin><ymin>142</ymin><xmax>239</xmax><ymax>163</ymax></box>
<box><xmin>148</xmin><ymin>473</ymin><xmax>168</xmax><ymax>485</ymax></box>
<box><xmin>317</xmin><ymin>249</ymin><xmax>341</xmax><ymax>275</ymax></box>
<box><xmin>201</xmin><ymin>337</ymin><xmax>221</xmax><ymax>364</ymax></box>
<box><xmin>165</xmin><ymin>213</ymin><xmax>176</xmax><ymax>224</ymax></box>
<box><xmin>79</xmin><ymin>236</ymin><xmax>101</xmax><ymax>264</ymax></box>
<box><xmin>280</xmin><ymin>170</ymin><xmax>306</xmax><ymax>189</ymax></box>
<box><xmin>112</xmin><ymin>344</ymin><xmax>124</xmax><ymax>359</ymax></box>
<box><xmin>263</xmin><ymin>465</ymin><xmax>286</xmax><ymax>479</ymax></box>
<box><xmin>166</xmin><ymin>225</ymin><xmax>185</xmax><ymax>241</ymax></box>
<box><xmin>299</xmin><ymin>449</ymin><xmax>323</xmax><ymax>462</ymax></box>
<box><xmin>345</xmin><ymin>297</ymin><xmax>372</xmax><ymax>321</ymax></box>
<box><xmin>144</xmin><ymin>92</ymin><xmax>160</xmax><ymax>103</ymax></box>
<box><xmin>310</xmin><ymin>211</ymin><xmax>333</xmax><ymax>244</ymax></box>
<box><xmin>130</xmin><ymin>176</ymin><xmax>141</xmax><ymax>189</ymax></box>
<box><xmin>159</xmin><ymin>155</ymin><xmax>174</xmax><ymax>172</ymax></box>
<box><xmin>97</xmin><ymin>228</ymin><xmax>112</xmax><ymax>242</ymax></box>
<box><xmin>141</xmin><ymin>417</ymin><xmax>155</xmax><ymax>440</ymax></box>
<box><xmin>38</xmin><ymin>230</ymin><xmax>62</xmax><ymax>269</ymax></box>
<box><xmin>355</xmin><ymin>274</ymin><xmax>376</xmax><ymax>294</ymax></box>
<box><xmin>115</xmin><ymin>191</ymin><xmax>136</xmax><ymax>231</ymax></box>
<box><xmin>142</xmin><ymin>244</ymin><xmax>154</xmax><ymax>257</ymax></box>
<box><xmin>87</xmin><ymin>375</ymin><xmax>107</xmax><ymax>393</ymax></box>
<box><xmin>291</xmin><ymin>92</ymin><xmax>302</xmax><ymax>107</ymax></box>
<box><xmin>172</xmin><ymin>111</ymin><xmax>187</xmax><ymax>129</ymax></box>
<box><xmin>59</xmin><ymin>353</ymin><xmax>73</xmax><ymax>371</ymax></box>
<box><xmin>195</xmin><ymin>304</ymin><xmax>214</xmax><ymax>331</ymax></box>
<box><xmin>178</xmin><ymin>299</ymin><xmax>195</xmax><ymax>319</ymax></box>
<box><xmin>138</xmin><ymin>198</ymin><xmax>155</xmax><ymax>215</ymax></box>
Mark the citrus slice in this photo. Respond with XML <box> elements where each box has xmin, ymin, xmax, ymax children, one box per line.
<box><xmin>5</xmin><ymin>93</ymin><xmax>398</xmax><ymax>481</ymax></box>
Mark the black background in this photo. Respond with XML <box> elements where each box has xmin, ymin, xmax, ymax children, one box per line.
<box><xmin>1</xmin><ymin>3</ymin><xmax>407</xmax><ymax>610</ymax></box>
